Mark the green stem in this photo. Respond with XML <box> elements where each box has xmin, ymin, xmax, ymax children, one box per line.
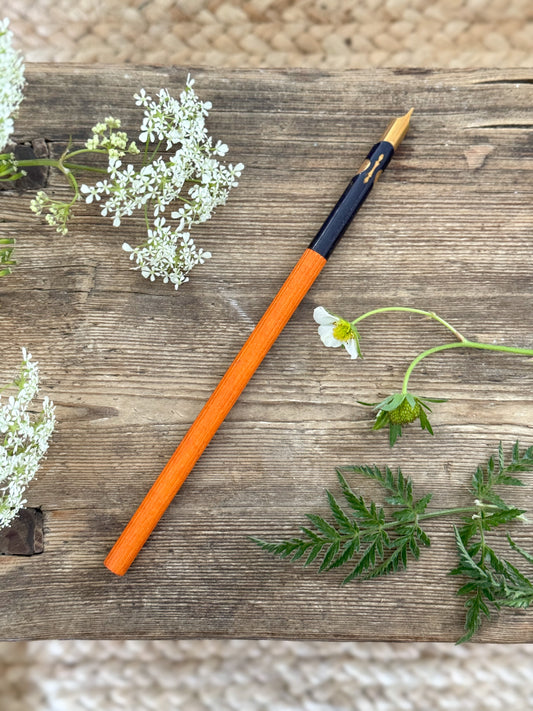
<box><xmin>12</xmin><ymin>158</ymin><xmax>62</xmax><ymax>168</ymax></box>
<box><xmin>402</xmin><ymin>340</ymin><xmax>533</xmax><ymax>394</ymax></box>
<box><xmin>63</xmin><ymin>162</ymin><xmax>108</xmax><ymax>174</ymax></box>
<box><xmin>143</xmin><ymin>203</ymin><xmax>150</xmax><ymax>232</ymax></box>
<box><xmin>12</xmin><ymin>157</ymin><xmax>108</xmax><ymax>175</ymax></box>
<box><xmin>352</xmin><ymin>307</ymin><xmax>467</xmax><ymax>342</ymax></box>
<box><xmin>418</xmin><ymin>506</ymin><xmax>481</xmax><ymax>522</ymax></box>
<box><xmin>64</xmin><ymin>170</ymin><xmax>80</xmax><ymax>204</ymax></box>
<box><xmin>64</xmin><ymin>148</ymin><xmax>109</xmax><ymax>159</ymax></box>
<box><xmin>149</xmin><ymin>138</ymin><xmax>164</xmax><ymax>163</ymax></box>
<box><xmin>330</xmin><ymin>506</ymin><xmax>481</xmax><ymax>541</ymax></box>
<box><xmin>143</xmin><ymin>138</ymin><xmax>150</xmax><ymax>164</ymax></box>
<box><xmin>381</xmin><ymin>506</ymin><xmax>479</xmax><ymax>529</ymax></box>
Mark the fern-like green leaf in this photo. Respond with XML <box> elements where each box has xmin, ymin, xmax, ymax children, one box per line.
<box><xmin>252</xmin><ymin>441</ymin><xmax>533</xmax><ymax>644</ymax></box>
<box><xmin>480</xmin><ymin>508</ymin><xmax>527</xmax><ymax>531</ymax></box>
<box><xmin>325</xmin><ymin>490</ymin><xmax>356</xmax><ymax>536</ymax></box>
<box><xmin>471</xmin><ymin>441</ymin><xmax>528</xmax><ymax>502</ymax></box>
<box><xmin>508</xmin><ymin>535</ymin><xmax>533</xmax><ymax>567</ymax></box>
<box><xmin>305</xmin><ymin>513</ymin><xmax>339</xmax><ymax>540</ymax></box>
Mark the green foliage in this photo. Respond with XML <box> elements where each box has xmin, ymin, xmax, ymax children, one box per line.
<box><xmin>0</xmin><ymin>236</ymin><xmax>15</xmax><ymax>276</ymax></box>
<box><xmin>252</xmin><ymin>442</ymin><xmax>533</xmax><ymax>643</ymax></box>
<box><xmin>450</xmin><ymin>442</ymin><xmax>533</xmax><ymax>643</ymax></box>
<box><xmin>252</xmin><ymin>463</ymin><xmax>432</xmax><ymax>584</ymax></box>
<box><xmin>358</xmin><ymin>392</ymin><xmax>447</xmax><ymax>446</ymax></box>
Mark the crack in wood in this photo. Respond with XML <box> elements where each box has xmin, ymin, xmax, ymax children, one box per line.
<box><xmin>0</xmin><ymin>508</ymin><xmax>44</xmax><ymax>556</ymax></box>
<box><xmin>473</xmin><ymin>79</ymin><xmax>533</xmax><ymax>85</ymax></box>
<box><xmin>0</xmin><ymin>139</ymin><xmax>49</xmax><ymax>192</ymax></box>
<box><xmin>466</xmin><ymin>124</ymin><xmax>533</xmax><ymax>130</ymax></box>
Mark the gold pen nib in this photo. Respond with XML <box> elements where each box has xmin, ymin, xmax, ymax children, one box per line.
<box><xmin>380</xmin><ymin>108</ymin><xmax>414</xmax><ymax>151</ymax></box>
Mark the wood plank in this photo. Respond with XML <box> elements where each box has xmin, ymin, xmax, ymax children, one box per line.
<box><xmin>0</xmin><ymin>66</ymin><xmax>532</xmax><ymax>640</ymax></box>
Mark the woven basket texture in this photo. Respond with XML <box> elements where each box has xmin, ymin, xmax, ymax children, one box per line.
<box><xmin>2</xmin><ymin>639</ymin><xmax>533</xmax><ymax>710</ymax></box>
<box><xmin>4</xmin><ymin>0</ymin><xmax>533</xmax><ymax>67</ymax></box>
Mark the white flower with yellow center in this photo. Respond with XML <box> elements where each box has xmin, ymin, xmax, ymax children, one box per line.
<box><xmin>313</xmin><ymin>306</ymin><xmax>361</xmax><ymax>359</ymax></box>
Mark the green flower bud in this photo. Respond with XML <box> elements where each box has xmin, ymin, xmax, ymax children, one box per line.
<box><xmin>389</xmin><ymin>399</ymin><xmax>421</xmax><ymax>425</ymax></box>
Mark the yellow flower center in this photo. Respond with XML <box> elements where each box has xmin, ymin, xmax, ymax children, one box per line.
<box><xmin>332</xmin><ymin>320</ymin><xmax>353</xmax><ymax>342</ymax></box>
<box><xmin>333</xmin><ymin>319</ymin><xmax>353</xmax><ymax>341</ymax></box>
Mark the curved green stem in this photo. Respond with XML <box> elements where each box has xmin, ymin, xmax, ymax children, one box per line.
<box><xmin>63</xmin><ymin>170</ymin><xmax>80</xmax><ymax>205</ymax></box>
<box><xmin>402</xmin><ymin>340</ymin><xmax>533</xmax><ymax>394</ymax></box>
<box><xmin>143</xmin><ymin>138</ymin><xmax>150</xmax><ymax>164</ymax></box>
<box><xmin>351</xmin><ymin>307</ymin><xmax>467</xmax><ymax>342</ymax></box>
<box><xmin>382</xmin><ymin>506</ymin><xmax>479</xmax><ymax>529</ymax></box>
<box><xmin>64</xmin><ymin>148</ymin><xmax>109</xmax><ymax>159</ymax></box>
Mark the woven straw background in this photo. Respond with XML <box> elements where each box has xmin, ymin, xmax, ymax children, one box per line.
<box><xmin>2</xmin><ymin>2</ymin><xmax>533</xmax><ymax>710</ymax></box>
<box><xmin>2</xmin><ymin>639</ymin><xmax>533</xmax><ymax>710</ymax></box>
<box><xmin>4</xmin><ymin>0</ymin><xmax>533</xmax><ymax>67</ymax></box>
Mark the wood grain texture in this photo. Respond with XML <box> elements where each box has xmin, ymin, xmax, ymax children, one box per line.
<box><xmin>0</xmin><ymin>66</ymin><xmax>532</xmax><ymax>641</ymax></box>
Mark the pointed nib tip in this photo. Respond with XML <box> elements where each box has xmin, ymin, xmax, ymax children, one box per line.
<box><xmin>380</xmin><ymin>109</ymin><xmax>413</xmax><ymax>150</ymax></box>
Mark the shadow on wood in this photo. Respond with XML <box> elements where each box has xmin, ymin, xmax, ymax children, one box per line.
<box><xmin>0</xmin><ymin>508</ymin><xmax>44</xmax><ymax>556</ymax></box>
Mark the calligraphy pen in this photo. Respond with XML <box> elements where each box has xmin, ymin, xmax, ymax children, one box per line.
<box><xmin>105</xmin><ymin>109</ymin><xmax>414</xmax><ymax>575</ymax></box>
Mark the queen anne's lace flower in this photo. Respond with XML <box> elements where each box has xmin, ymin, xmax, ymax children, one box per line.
<box><xmin>122</xmin><ymin>217</ymin><xmax>211</xmax><ymax>288</ymax></box>
<box><xmin>0</xmin><ymin>18</ymin><xmax>25</xmax><ymax>151</ymax></box>
<box><xmin>81</xmin><ymin>75</ymin><xmax>243</xmax><ymax>289</ymax></box>
<box><xmin>0</xmin><ymin>349</ymin><xmax>55</xmax><ymax>529</ymax></box>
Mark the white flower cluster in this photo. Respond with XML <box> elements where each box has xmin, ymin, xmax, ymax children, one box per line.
<box><xmin>84</xmin><ymin>116</ymin><xmax>139</xmax><ymax>160</ymax></box>
<box><xmin>81</xmin><ymin>77</ymin><xmax>243</xmax><ymax>289</ymax></box>
<box><xmin>122</xmin><ymin>217</ymin><xmax>211</xmax><ymax>288</ymax></box>
<box><xmin>0</xmin><ymin>349</ymin><xmax>55</xmax><ymax>530</ymax></box>
<box><xmin>30</xmin><ymin>191</ymin><xmax>71</xmax><ymax>235</ymax></box>
<box><xmin>0</xmin><ymin>18</ymin><xmax>25</xmax><ymax>152</ymax></box>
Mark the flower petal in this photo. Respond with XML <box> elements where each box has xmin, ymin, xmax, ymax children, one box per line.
<box><xmin>318</xmin><ymin>324</ymin><xmax>341</xmax><ymax>347</ymax></box>
<box><xmin>313</xmin><ymin>306</ymin><xmax>336</xmax><ymax>325</ymax></box>
<box><xmin>343</xmin><ymin>339</ymin><xmax>359</xmax><ymax>359</ymax></box>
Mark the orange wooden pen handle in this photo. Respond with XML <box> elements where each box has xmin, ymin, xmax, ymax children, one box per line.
<box><xmin>105</xmin><ymin>248</ymin><xmax>327</xmax><ymax>575</ymax></box>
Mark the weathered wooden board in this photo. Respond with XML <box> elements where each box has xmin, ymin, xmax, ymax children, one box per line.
<box><xmin>0</xmin><ymin>66</ymin><xmax>532</xmax><ymax>641</ymax></box>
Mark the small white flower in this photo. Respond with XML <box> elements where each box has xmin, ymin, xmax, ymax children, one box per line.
<box><xmin>313</xmin><ymin>306</ymin><xmax>361</xmax><ymax>359</ymax></box>
<box><xmin>80</xmin><ymin>183</ymin><xmax>101</xmax><ymax>203</ymax></box>
<box><xmin>79</xmin><ymin>78</ymin><xmax>243</xmax><ymax>288</ymax></box>
<box><xmin>0</xmin><ymin>349</ymin><xmax>55</xmax><ymax>530</ymax></box>
<box><xmin>134</xmin><ymin>88</ymin><xmax>149</xmax><ymax>107</ymax></box>
<box><xmin>0</xmin><ymin>18</ymin><xmax>25</xmax><ymax>151</ymax></box>
<box><xmin>78</xmin><ymin>77</ymin><xmax>243</xmax><ymax>288</ymax></box>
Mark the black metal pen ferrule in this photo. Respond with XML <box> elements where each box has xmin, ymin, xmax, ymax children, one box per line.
<box><xmin>308</xmin><ymin>140</ymin><xmax>395</xmax><ymax>259</ymax></box>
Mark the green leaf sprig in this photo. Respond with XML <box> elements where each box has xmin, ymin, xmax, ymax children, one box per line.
<box><xmin>314</xmin><ymin>306</ymin><xmax>533</xmax><ymax>445</ymax></box>
<box><xmin>252</xmin><ymin>442</ymin><xmax>533</xmax><ymax>643</ymax></box>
